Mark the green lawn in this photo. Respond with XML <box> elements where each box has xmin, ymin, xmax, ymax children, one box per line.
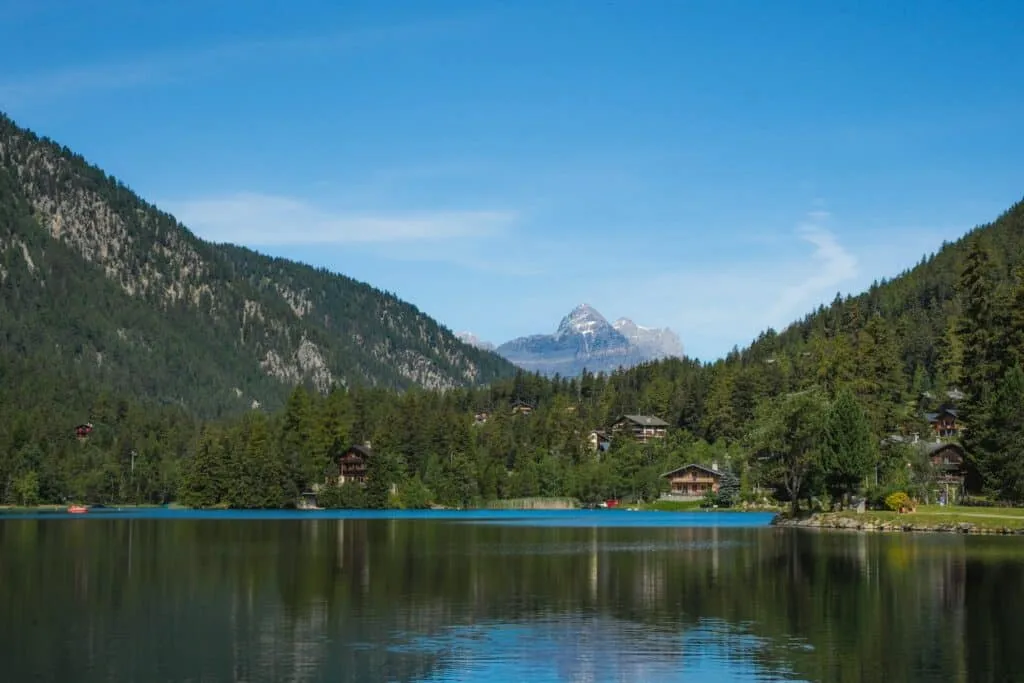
<box><xmin>830</xmin><ymin>504</ymin><xmax>1024</xmax><ymax>530</ymax></box>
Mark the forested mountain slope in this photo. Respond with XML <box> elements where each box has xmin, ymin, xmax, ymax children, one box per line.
<box><xmin>0</xmin><ymin>113</ymin><xmax>515</xmax><ymax>418</ymax></box>
<box><xmin>694</xmin><ymin>199</ymin><xmax>1024</xmax><ymax>443</ymax></box>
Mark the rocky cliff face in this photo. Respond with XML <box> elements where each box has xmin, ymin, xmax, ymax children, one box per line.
<box><xmin>0</xmin><ymin>113</ymin><xmax>516</xmax><ymax>415</ymax></box>
<box><xmin>495</xmin><ymin>304</ymin><xmax>684</xmax><ymax>377</ymax></box>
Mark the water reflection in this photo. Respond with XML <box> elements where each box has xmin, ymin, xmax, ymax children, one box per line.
<box><xmin>2</xmin><ymin>516</ymin><xmax>1024</xmax><ymax>682</ymax></box>
<box><xmin>400</xmin><ymin>616</ymin><xmax>804</xmax><ymax>682</ymax></box>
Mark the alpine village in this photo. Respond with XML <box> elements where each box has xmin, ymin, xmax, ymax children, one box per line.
<box><xmin>3</xmin><ymin>111</ymin><xmax>1024</xmax><ymax>528</ymax></box>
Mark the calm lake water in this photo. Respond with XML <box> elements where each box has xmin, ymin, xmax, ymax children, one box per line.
<box><xmin>2</xmin><ymin>509</ymin><xmax>1023</xmax><ymax>682</ymax></box>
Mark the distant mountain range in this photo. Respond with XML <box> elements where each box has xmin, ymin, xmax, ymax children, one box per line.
<box><xmin>460</xmin><ymin>304</ymin><xmax>684</xmax><ymax>377</ymax></box>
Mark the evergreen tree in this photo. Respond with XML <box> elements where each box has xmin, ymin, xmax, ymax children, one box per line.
<box><xmin>821</xmin><ymin>389</ymin><xmax>878</xmax><ymax>505</ymax></box>
<box><xmin>958</xmin><ymin>239</ymin><xmax>1009</xmax><ymax>482</ymax></box>
<box><xmin>365</xmin><ymin>450</ymin><xmax>405</xmax><ymax>509</ymax></box>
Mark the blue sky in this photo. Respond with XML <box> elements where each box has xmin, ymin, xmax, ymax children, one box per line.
<box><xmin>3</xmin><ymin>0</ymin><xmax>1024</xmax><ymax>361</ymax></box>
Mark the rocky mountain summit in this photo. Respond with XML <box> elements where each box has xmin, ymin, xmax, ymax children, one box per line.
<box><xmin>494</xmin><ymin>304</ymin><xmax>684</xmax><ymax>377</ymax></box>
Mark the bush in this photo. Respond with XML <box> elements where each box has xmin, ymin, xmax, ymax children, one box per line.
<box><xmin>865</xmin><ymin>484</ymin><xmax>904</xmax><ymax>510</ymax></box>
<box><xmin>317</xmin><ymin>481</ymin><xmax>366</xmax><ymax>509</ymax></box>
<box><xmin>884</xmin><ymin>491</ymin><xmax>914</xmax><ymax>513</ymax></box>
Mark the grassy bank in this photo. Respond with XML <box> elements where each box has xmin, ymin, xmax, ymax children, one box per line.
<box><xmin>484</xmin><ymin>497</ymin><xmax>579</xmax><ymax>510</ymax></box>
<box><xmin>776</xmin><ymin>504</ymin><xmax>1024</xmax><ymax>534</ymax></box>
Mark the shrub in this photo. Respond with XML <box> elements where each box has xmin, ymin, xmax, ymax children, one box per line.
<box><xmin>317</xmin><ymin>481</ymin><xmax>366</xmax><ymax>509</ymax></box>
<box><xmin>884</xmin><ymin>491</ymin><xmax>914</xmax><ymax>513</ymax></box>
<box><xmin>866</xmin><ymin>484</ymin><xmax>904</xmax><ymax>510</ymax></box>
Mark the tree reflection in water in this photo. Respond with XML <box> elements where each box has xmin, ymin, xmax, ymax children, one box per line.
<box><xmin>1</xmin><ymin>514</ymin><xmax>1023</xmax><ymax>682</ymax></box>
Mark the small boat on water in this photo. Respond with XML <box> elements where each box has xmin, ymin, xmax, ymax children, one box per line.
<box><xmin>67</xmin><ymin>505</ymin><xmax>90</xmax><ymax>514</ymax></box>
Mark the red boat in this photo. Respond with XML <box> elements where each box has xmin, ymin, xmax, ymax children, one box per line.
<box><xmin>67</xmin><ymin>505</ymin><xmax>90</xmax><ymax>514</ymax></box>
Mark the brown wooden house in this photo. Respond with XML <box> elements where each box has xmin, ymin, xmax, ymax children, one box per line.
<box><xmin>923</xmin><ymin>441</ymin><xmax>976</xmax><ymax>502</ymax></box>
<box><xmin>336</xmin><ymin>444</ymin><xmax>374</xmax><ymax>485</ymax></box>
<box><xmin>925</xmin><ymin>408</ymin><xmax>961</xmax><ymax>438</ymax></box>
<box><xmin>662</xmin><ymin>464</ymin><xmax>722</xmax><ymax>498</ymax></box>
<box><xmin>611</xmin><ymin>414</ymin><xmax>669</xmax><ymax>442</ymax></box>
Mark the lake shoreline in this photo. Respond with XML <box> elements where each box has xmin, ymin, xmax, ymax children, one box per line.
<box><xmin>772</xmin><ymin>510</ymin><xmax>1024</xmax><ymax>535</ymax></box>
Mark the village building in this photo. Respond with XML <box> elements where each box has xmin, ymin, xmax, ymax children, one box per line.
<box><xmin>661</xmin><ymin>463</ymin><xmax>722</xmax><ymax>498</ymax></box>
<box><xmin>925</xmin><ymin>408</ymin><xmax>961</xmax><ymax>439</ymax></box>
<box><xmin>335</xmin><ymin>444</ymin><xmax>374</xmax><ymax>485</ymax></box>
<box><xmin>922</xmin><ymin>441</ymin><xmax>978</xmax><ymax>503</ymax></box>
<box><xmin>611</xmin><ymin>414</ymin><xmax>669</xmax><ymax>442</ymax></box>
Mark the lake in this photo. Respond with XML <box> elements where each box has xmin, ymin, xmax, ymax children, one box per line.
<box><xmin>2</xmin><ymin>509</ymin><xmax>1023</xmax><ymax>682</ymax></box>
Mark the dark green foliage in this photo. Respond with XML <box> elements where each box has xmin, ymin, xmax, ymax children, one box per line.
<box><xmin>715</xmin><ymin>470</ymin><xmax>741</xmax><ymax>507</ymax></box>
<box><xmin>397</xmin><ymin>475</ymin><xmax>433</xmax><ymax>509</ymax></box>
<box><xmin>364</xmin><ymin>450</ymin><xmax>405</xmax><ymax>509</ymax></box>
<box><xmin>748</xmin><ymin>389</ymin><xmax>829</xmax><ymax>514</ymax></box>
<box><xmin>317</xmin><ymin>482</ymin><xmax>366</xmax><ymax>509</ymax></box>
<box><xmin>821</xmin><ymin>389</ymin><xmax>878</xmax><ymax>503</ymax></box>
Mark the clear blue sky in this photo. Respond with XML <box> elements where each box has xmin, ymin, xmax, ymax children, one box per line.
<box><xmin>3</xmin><ymin>0</ymin><xmax>1024</xmax><ymax>361</ymax></box>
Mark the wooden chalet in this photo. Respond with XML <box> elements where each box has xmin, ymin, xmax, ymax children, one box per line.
<box><xmin>611</xmin><ymin>414</ymin><xmax>669</xmax><ymax>442</ymax></box>
<box><xmin>922</xmin><ymin>441</ymin><xmax>977</xmax><ymax>502</ymax></box>
<box><xmin>336</xmin><ymin>444</ymin><xmax>374</xmax><ymax>485</ymax></box>
<box><xmin>924</xmin><ymin>408</ymin><xmax>961</xmax><ymax>439</ymax></box>
<box><xmin>662</xmin><ymin>463</ymin><xmax>722</xmax><ymax>498</ymax></box>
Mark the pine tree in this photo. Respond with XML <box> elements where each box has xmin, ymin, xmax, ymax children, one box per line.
<box><xmin>958</xmin><ymin>240</ymin><xmax>1009</xmax><ymax>481</ymax></box>
<box><xmin>821</xmin><ymin>389</ymin><xmax>878</xmax><ymax>504</ymax></box>
<box><xmin>976</xmin><ymin>365</ymin><xmax>1024</xmax><ymax>500</ymax></box>
<box><xmin>365</xmin><ymin>449</ymin><xmax>405</xmax><ymax>509</ymax></box>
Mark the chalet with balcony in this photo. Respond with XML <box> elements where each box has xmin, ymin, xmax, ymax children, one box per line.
<box><xmin>662</xmin><ymin>463</ymin><xmax>722</xmax><ymax>498</ymax></box>
<box><xmin>925</xmin><ymin>408</ymin><xmax>961</xmax><ymax>438</ymax></box>
<box><xmin>611</xmin><ymin>414</ymin><xmax>669</xmax><ymax>442</ymax></box>
<box><xmin>336</xmin><ymin>444</ymin><xmax>373</xmax><ymax>485</ymax></box>
<box><xmin>923</xmin><ymin>441</ymin><xmax>981</xmax><ymax>502</ymax></box>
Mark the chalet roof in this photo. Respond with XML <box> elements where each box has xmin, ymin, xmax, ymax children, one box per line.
<box><xmin>617</xmin><ymin>414</ymin><xmax>670</xmax><ymax>427</ymax></box>
<box><xmin>925</xmin><ymin>408</ymin><xmax>959</xmax><ymax>422</ymax></box>
<box><xmin>660</xmin><ymin>463</ymin><xmax>722</xmax><ymax>479</ymax></box>
<box><xmin>921</xmin><ymin>441</ymin><xmax>966</xmax><ymax>457</ymax></box>
<box><xmin>346</xmin><ymin>444</ymin><xmax>375</xmax><ymax>459</ymax></box>
<box><xmin>590</xmin><ymin>429</ymin><xmax>610</xmax><ymax>439</ymax></box>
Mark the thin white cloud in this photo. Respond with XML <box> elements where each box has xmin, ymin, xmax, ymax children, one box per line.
<box><xmin>0</xmin><ymin>17</ymin><xmax>482</xmax><ymax>104</ymax></box>
<box><xmin>521</xmin><ymin>210</ymin><xmax>862</xmax><ymax>360</ymax></box>
<box><xmin>166</xmin><ymin>192</ymin><xmax>516</xmax><ymax>246</ymax></box>
<box><xmin>767</xmin><ymin>211</ymin><xmax>858</xmax><ymax>321</ymax></box>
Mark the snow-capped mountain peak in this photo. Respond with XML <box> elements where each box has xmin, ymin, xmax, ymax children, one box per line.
<box><xmin>496</xmin><ymin>304</ymin><xmax>684</xmax><ymax>377</ymax></box>
<box><xmin>612</xmin><ymin>317</ymin><xmax>684</xmax><ymax>358</ymax></box>
<box><xmin>555</xmin><ymin>303</ymin><xmax>611</xmax><ymax>339</ymax></box>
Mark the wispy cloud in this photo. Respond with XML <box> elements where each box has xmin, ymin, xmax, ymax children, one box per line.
<box><xmin>766</xmin><ymin>210</ymin><xmax>858</xmax><ymax>321</ymax></box>
<box><xmin>0</xmin><ymin>17</ymin><xmax>481</xmax><ymax>104</ymax></box>
<box><xmin>165</xmin><ymin>192</ymin><xmax>516</xmax><ymax>246</ymax></box>
<box><xmin>527</xmin><ymin>209</ymin><xmax>863</xmax><ymax>360</ymax></box>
